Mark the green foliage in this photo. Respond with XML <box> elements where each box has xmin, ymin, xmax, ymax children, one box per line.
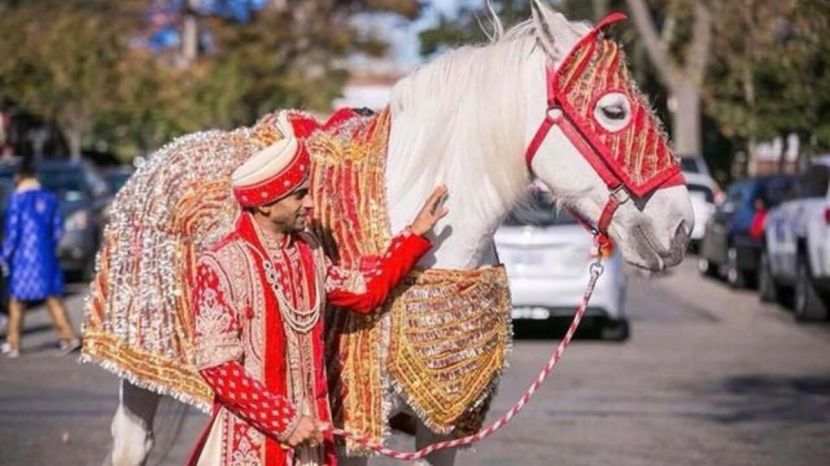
<box><xmin>0</xmin><ymin>0</ymin><xmax>422</xmax><ymax>161</ymax></box>
<box><xmin>707</xmin><ymin>0</ymin><xmax>830</xmax><ymax>155</ymax></box>
<box><xmin>0</xmin><ymin>0</ymin><xmax>144</xmax><ymax>158</ymax></box>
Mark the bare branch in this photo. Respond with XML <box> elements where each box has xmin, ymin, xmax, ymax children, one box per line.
<box><xmin>660</xmin><ymin>15</ymin><xmax>675</xmax><ymax>51</ymax></box>
<box><xmin>687</xmin><ymin>2</ymin><xmax>713</xmax><ymax>89</ymax></box>
<box><xmin>625</xmin><ymin>0</ymin><xmax>679</xmax><ymax>86</ymax></box>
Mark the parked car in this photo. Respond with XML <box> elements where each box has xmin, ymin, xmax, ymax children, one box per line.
<box><xmin>679</xmin><ymin>153</ymin><xmax>713</xmax><ymax>178</ymax></box>
<box><xmin>494</xmin><ymin>186</ymin><xmax>629</xmax><ymax>341</ymax></box>
<box><xmin>0</xmin><ymin>158</ymin><xmax>112</xmax><ymax>279</ymax></box>
<box><xmin>762</xmin><ymin>156</ymin><xmax>830</xmax><ymax>321</ymax></box>
<box><xmin>102</xmin><ymin>165</ymin><xmax>135</xmax><ymax>195</ymax></box>
<box><xmin>699</xmin><ymin>175</ymin><xmax>797</xmax><ymax>288</ymax></box>
<box><xmin>684</xmin><ymin>172</ymin><xmax>719</xmax><ymax>250</ymax></box>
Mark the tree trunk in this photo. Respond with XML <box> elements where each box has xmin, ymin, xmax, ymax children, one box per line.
<box><xmin>58</xmin><ymin>109</ymin><xmax>88</xmax><ymax>161</ymax></box>
<box><xmin>671</xmin><ymin>81</ymin><xmax>702</xmax><ymax>155</ymax></box>
<box><xmin>181</xmin><ymin>0</ymin><xmax>200</xmax><ymax>65</ymax></box>
<box><xmin>66</xmin><ymin>129</ymin><xmax>83</xmax><ymax>161</ymax></box>
<box><xmin>625</xmin><ymin>0</ymin><xmax>711</xmax><ymax>157</ymax></box>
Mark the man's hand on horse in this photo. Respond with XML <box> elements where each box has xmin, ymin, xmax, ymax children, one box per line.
<box><xmin>411</xmin><ymin>185</ymin><xmax>449</xmax><ymax>236</ymax></box>
<box><xmin>285</xmin><ymin>415</ymin><xmax>324</xmax><ymax>448</ymax></box>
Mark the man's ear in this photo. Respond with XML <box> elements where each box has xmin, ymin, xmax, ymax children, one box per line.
<box><xmin>253</xmin><ymin>204</ymin><xmax>270</xmax><ymax>216</ymax></box>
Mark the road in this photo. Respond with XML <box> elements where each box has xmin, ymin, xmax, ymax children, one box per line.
<box><xmin>1</xmin><ymin>258</ymin><xmax>829</xmax><ymax>465</ymax></box>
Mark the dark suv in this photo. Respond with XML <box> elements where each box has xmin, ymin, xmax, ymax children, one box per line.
<box><xmin>0</xmin><ymin>159</ymin><xmax>111</xmax><ymax>280</ymax></box>
<box><xmin>698</xmin><ymin>175</ymin><xmax>797</xmax><ymax>288</ymax></box>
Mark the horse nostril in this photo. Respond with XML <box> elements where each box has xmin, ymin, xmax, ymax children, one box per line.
<box><xmin>672</xmin><ymin>220</ymin><xmax>691</xmax><ymax>248</ymax></box>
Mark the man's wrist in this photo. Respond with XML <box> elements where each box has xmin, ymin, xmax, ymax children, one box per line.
<box><xmin>407</xmin><ymin>223</ymin><xmax>428</xmax><ymax>237</ymax></box>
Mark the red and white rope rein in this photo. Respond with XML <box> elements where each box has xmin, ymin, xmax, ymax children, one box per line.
<box><xmin>325</xmin><ymin>244</ymin><xmax>606</xmax><ymax>461</ymax></box>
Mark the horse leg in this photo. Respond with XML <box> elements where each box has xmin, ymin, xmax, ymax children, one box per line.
<box><xmin>107</xmin><ymin>379</ymin><xmax>161</xmax><ymax>466</ymax></box>
<box><xmin>414</xmin><ymin>418</ymin><xmax>457</xmax><ymax>466</ymax></box>
<box><xmin>338</xmin><ymin>455</ymin><xmax>369</xmax><ymax>466</ymax></box>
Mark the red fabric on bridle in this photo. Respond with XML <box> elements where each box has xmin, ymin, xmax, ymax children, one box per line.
<box><xmin>524</xmin><ymin>12</ymin><xmax>684</xmax><ymax>243</ymax></box>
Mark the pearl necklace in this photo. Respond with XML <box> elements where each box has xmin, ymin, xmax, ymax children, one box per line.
<box><xmin>261</xmin><ymin>258</ymin><xmax>322</xmax><ymax>334</ymax></box>
<box><xmin>253</xmin><ymin>220</ymin><xmax>324</xmax><ymax>334</ymax></box>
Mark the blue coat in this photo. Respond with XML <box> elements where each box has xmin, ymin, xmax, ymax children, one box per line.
<box><xmin>1</xmin><ymin>187</ymin><xmax>65</xmax><ymax>300</ymax></box>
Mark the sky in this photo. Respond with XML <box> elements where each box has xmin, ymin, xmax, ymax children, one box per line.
<box><xmin>379</xmin><ymin>0</ymin><xmax>484</xmax><ymax>68</ymax></box>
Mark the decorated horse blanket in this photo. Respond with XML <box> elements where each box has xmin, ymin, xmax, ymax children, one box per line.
<box><xmin>80</xmin><ymin>108</ymin><xmax>512</xmax><ymax>450</ymax></box>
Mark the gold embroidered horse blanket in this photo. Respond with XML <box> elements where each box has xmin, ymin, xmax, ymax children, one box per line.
<box><xmin>81</xmin><ymin>108</ymin><xmax>512</xmax><ymax>451</ymax></box>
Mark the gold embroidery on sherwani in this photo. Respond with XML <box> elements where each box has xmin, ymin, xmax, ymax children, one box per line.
<box><xmin>257</xmin><ymin>224</ymin><xmax>327</xmax><ymax>466</ymax></box>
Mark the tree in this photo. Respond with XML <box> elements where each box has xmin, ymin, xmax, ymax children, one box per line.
<box><xmin>625</xmin><ymin>0</ymin><xmax>712</xmax><ymax>156</ymax></box>
<box><xmin>0</xmin><ymin>1</ymin><xmax>145</xmax><ymax>160</ymax></box>
<box><xmin>0</xmin><ymin>0</ymin><xmax>423</xmax><ymax>161</ymax></box>
<box><xmin>706</xmin><ymin>0</ymin><xmax>830</xmax><ymax>160</ymax></box>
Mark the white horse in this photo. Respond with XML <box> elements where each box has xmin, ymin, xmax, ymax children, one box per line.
<box><xmin>98</xmin><ymin>2</ymin><xmax>692</xmax><ymax>465</ymax></box>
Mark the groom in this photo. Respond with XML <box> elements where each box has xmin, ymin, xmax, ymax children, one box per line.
<box><xmin>187</xmin><ymin>133</ymin><xmax>448</xmax><ymax>466</ymax></box>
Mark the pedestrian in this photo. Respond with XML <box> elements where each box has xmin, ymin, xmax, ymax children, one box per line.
<box><xmin>0</xmin><ymin>160</ymin><xmax>80</xmax><ymax>358</ymax></box>
<box><xmin>186</xmin><ymin>135</ymin><xmax>448</xmax><ymax>466</ymax></box>
<box><xmin>748</xmin><ymin>196</ymin><xmax>768</xmax><ymax>241</ymax></box>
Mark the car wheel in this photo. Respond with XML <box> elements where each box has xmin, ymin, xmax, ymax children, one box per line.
<box><xmin>758</xmin><ymin>252</ymin><xmax>779</xmax><ymax>303</ymax></box>
<box><xmin>82</xmin><ymin>258</ymin><xmax>96</xmax><ymax>282</ymax></box>
<box><xmin>600</xmin><ymin>318</ymin><xmax>630</xmax><ymax>342</ymax></box>
<box><xmin>726</xmin><ymin>246</ymin><xmax>747</xmax><ymax>289</ymax></box>
<box><xmin>698</xmin><ymin>256</ymin><xmax>717</xmax><ymax>277</ymax></box>
<box><xmin>794</xmin><ymin>257</ymin><xmax>828</xmax><ymax>322</ymax></box>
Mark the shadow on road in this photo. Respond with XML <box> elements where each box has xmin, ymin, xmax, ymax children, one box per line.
<box><xmin>511</xmin><ymin>317</ymin><xmax>623</xmax><ymax>342</ymax></box>
<box><xmin>701</xmin><ymin>373</ymin><xmax>830</xmax><ymax>424</ymax></box>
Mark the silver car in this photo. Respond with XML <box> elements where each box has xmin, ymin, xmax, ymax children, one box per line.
<box><xmin>495</xmin><ymin>188</ymin><xmax>629</xmax><ymax>340</ymax></box>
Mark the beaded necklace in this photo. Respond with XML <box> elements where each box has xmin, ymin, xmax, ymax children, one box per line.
<box><xmin>254</xmin><ymin>221</ymin><xmax>323</xmax><ymax>333</ymax></box>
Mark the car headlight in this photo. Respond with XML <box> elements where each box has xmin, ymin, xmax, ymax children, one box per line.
<box><xmin>66</xmin><ymin>211</ymin><xmax>90</xmax><ymax>231</ymax></box>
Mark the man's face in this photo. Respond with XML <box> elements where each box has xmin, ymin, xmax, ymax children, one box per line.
<box><xmin>256</xmin><ymin>180</ymin><xmax>313</xmax><ymax>234</ymax></box>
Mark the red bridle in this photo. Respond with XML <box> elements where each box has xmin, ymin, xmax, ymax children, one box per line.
<box><xmin>524</xmin><ymin>13</ymin><xmax>684</xmax><ymax>248</ymax></box>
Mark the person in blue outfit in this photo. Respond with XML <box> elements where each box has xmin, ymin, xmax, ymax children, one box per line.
<box><xmin>0</xmin><ymin>161</ymin><xmax>79</xmax><ymax>358</ymax></box>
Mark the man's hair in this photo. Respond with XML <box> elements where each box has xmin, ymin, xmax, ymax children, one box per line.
<box><xmin>18</xmin><ymin>159</ymin><xmax>37</xmax><ymax>179</ymax></box>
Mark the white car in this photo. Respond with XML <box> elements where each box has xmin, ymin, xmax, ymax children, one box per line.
<box><xmin>762</xmin><ymin>155</ymin><xmax>830</xmax><ymax>321</ymax></box>
<box><xmin>684</xmin><ymin>172</ymin><xmax>720</xmax><ymax>246</ymax></box>
<box><xmin>679</xmin><ymin>153</ymin><xmax>713</xmax><ymax>178</ymax></box>
<box><xmin>495</xmin><ymin>188</ymin><xmax>629</xmax><ymax>340</ymax></box>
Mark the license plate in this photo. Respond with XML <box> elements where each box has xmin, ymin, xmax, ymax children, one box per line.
<box><xmin>512</xmin><ymin>307</ymin><xmax>551</xmax><ymax>320</ymax></box>
<box><xmin>511</xmin><ymin>251</ymin><xmax>544</xmax><ymax>266</ymax></box>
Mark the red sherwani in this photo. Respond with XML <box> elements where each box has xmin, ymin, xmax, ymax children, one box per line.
<box><xmin>187</xmin><ymin>213</ymin><xmax>430</xmax><ymax>466</ymax></box>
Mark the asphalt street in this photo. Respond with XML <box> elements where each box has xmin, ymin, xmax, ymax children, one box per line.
<box><xmin>1</xmin><ymin>257</ymin><xmax>828</xmax><ymax>465</ymax></box>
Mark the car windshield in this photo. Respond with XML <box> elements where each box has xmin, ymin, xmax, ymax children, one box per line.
<box><xmin>762</xmin><ymin>177</ymin><xmax>797</xmax><ymax>207</ymax></box>
<box><xmin>105</xmin><ymin>172</ymin><xmax>131</xmax><ymax>193</ymax></box>
<box><xmin>504</xmin><ymin>189</ymin><xmax>576</xmax><ymax>226</ymax></box>
<box><xmin>680</xmin><ymin>157</ymin><xmax>703</xmax><ymax>173</ymax></box>
<box><xmin>38</xmin><ymin>169</ymin><xmax>89</xmax><ymax>201</ymax></box>
<box><xmin>797</xmin><ymin>165</ymin><xmax>829</xmax><ymax>198</ymax></box>
<box><xmin>687</xmin><ymin>182</ymin><xmax>714</xmax><ymax>203</ymax></box>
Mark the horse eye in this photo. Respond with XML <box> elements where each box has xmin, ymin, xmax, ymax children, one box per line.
<box><xmin>601</xmin><ymin>105</ymin><xmax>626</xmax><ymax>120</ymax></box>
<box><xmin>593</xmin><ymin>92</ymin><xmax>632</xmax><ymax>132</ymax></box>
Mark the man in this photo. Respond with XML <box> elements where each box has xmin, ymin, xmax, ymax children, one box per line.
<box><xmin>1</xmin><ymin>161</ymin><xmax>79</xmax><ymax>359</ymax></box>
<box><xmin>187</xmin><ymin>134</ymin><xmax>448</xmax><ymax>466</ymax></box>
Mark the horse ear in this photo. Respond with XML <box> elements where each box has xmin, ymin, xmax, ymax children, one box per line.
<box><xmin>531</xmin><ymin>1</ymin><xmax>590</xmax><ymax>61</ymax></box>
<box><xmin>530</xmin><ymin>0</ymin><xmax>564</xmax><ymax>59</ymax></box>
<box><xmin>530</xmin><ymin>0</ymin><xmax>578</xmax><ymax>60</ymax></box>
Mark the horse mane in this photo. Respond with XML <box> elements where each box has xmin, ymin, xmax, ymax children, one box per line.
<box><xmin>384</xmin><ymin>8</ymin><xmax>592</xmax><ymax>234</ymax></box>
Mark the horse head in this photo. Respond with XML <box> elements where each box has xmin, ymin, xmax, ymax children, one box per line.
<box><xmin>525</xmin><ymin>1</ymin><xmax>693</xmax><ymax>270</ymax></box>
